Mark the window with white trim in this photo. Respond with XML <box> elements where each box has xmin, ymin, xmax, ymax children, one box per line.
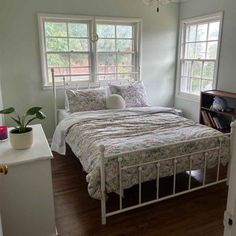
<box><xmin>177</xmin><ymin>13</ymin><xmax>223</xmax><ymax>99</ymax></box>
<box><xmin>38</xmin><ymin>15</ymin><xmax>141</xmax><ymax>87</ymax></box>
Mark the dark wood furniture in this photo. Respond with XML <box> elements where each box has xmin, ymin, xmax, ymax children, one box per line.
<box><xmin>200</xmin><ymin>90</ymin><xmax>236</xmax><ymax>133</ymax></box>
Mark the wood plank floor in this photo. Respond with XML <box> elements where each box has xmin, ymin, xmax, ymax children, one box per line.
<box><xmin>52</xmin><ymin>149</ymin><xmax>228</xmax><ymax>236</ymax></box>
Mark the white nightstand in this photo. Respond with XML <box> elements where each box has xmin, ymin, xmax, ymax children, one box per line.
<box><xmin>0</xmin><ymin>124</ymin><xmax>56</xmax><ymax>236</ymax></box>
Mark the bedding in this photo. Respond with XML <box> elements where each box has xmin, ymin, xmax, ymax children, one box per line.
<box><xmin>51</xmin><ymin>107</ymin><xmax>230</xmax><ymax>200</ymax></box>
<box><xmin>106</xmin><ymin>94</ymin><xmax>126</xmax><ymax>109</ymax></box>
<box><xmin>58</xmin><ymin>109</ymin><xmax>71</xmax><ymax>123</ymax></box>
<box><xmin>109</xmin><ymin>82</ymin><xmax>149</xmax><ymax>107</ymax></box>
<box><xmin>66</xmin><ymin>88</ymin><xmax>107</xmax><ymax>113</ymax></box>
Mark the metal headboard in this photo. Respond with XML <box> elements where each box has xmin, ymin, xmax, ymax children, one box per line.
<box><xmin>51</xmin><ymin>68</ymin><xmax>136</xmax><ymax>128</ymax></box>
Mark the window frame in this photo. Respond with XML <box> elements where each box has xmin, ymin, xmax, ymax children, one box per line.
<box><xmin>176</xmin><ymin>12</ymin><xmax>224</xmax><ymax>101</ymax></box>
<box><xmin>38</xmin><ymin>14</ymin><xmax>142</xmax><ymax>89</ymax></box>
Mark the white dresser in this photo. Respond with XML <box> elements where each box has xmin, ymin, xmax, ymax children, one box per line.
<box><xmin>0</xmin><ymin>124</ymin><xmax>56</xmax><ymax>236</ymax></box>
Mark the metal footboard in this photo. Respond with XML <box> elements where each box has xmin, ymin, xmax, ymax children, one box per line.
<box><xmin>100</xmin><ymin>132</ymin><xmax>232</xmax><ymax>225</ymax></box>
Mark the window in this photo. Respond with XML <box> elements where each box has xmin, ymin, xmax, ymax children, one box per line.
<box><xmin>38</xmin><ymin>15</ymin><xmax>141</xmax><ymax>87</ymax></box>
<box><xmin>177</xmin><ymin>12</ymin><xmax>223</xmax><ymax>100</ymax></box>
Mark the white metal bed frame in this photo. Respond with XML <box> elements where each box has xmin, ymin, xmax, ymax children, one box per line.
<box><xmin>99</xmin><ymin>131</ymin><xmax>233</xmax><ymax>224</ymax></box>
<box><xmin>51</xmin><ymin>68</ymin><xmax>235</xmax><ymax>225</ymax></box>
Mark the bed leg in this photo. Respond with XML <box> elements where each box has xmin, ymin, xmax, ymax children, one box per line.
<box><xmin>100</xmin><ymin>145</ymin><xmax>107</xmax><ymax>225</ymax></box>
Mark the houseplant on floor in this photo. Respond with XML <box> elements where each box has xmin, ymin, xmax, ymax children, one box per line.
<box><xmin>0</xmin><ymin>107</ymin><xmax>46</xmax><ymax>149</ymax></box>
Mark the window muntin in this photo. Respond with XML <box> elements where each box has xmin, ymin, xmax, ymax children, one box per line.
<box><xmin>178</xmin><ymin>14</ymin><xmax>222</xmax><ymax>98</ymax></box>
<box><xmin>39</xmin><ymin>15</ymin><xmax>141</xmax><ymax>87</ymax></box>
<box><xmin>43</xmin><ymin>20</ymin><xmax>91</xmax><ymax>84</ymax></box>
<box><xmin>96</xmin><ymin>23</ymin><xmax>137</xmax><ymax>81</ymax></box>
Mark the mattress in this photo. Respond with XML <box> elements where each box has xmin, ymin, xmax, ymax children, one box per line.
<box><xmin>52</xmin><ymin>107</ymin><xmax>230</xmax><ymax>199</ymax></box>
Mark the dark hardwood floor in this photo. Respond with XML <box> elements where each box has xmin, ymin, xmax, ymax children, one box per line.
<box><xmin>52</xmin><ymin>149</ymin><xmax>228</xmax><ymax>236</ymax></box>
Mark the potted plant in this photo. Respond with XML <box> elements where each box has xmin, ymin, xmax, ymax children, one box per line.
<box><xmin>0</xmin><ymin>107</ymin><xmax>46</xmax><ymax>149</ymax></box>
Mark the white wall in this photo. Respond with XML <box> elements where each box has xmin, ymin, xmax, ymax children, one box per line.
<box><xmin>0</xmin><ymin>68</ymin><xmax>3</xmax><ymax>125</ymax></box>
<box><xmin>175</xmin><ymin>0</ymin><xmax>236</xmax><ymax>121</ymax></box>
<box><xmin>0</xmin><ymin>0</ymin><xmax>179</xmax><ymax>138</ymax></box>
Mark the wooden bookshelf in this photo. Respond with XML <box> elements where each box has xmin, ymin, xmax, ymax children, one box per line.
<box><xmin>200</xmin><ymin>90</ymin><xmax>236</xmax><ymax>133</ymax></box>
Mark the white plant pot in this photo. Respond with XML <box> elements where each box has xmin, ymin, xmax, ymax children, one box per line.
<box><xmin>9</xmin><ymin>127</ymin><xmax>33</xmax><ymax>150</ymax></box>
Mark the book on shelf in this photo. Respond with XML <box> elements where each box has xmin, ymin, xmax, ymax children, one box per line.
<box><xmin>212</xmin><ymin>117</ymin><xmax>221</xmax><ymax>129</ymax></box>
<box><xmin>201</xmin><ymin>111</ymin><xmax>212</xmax><ymax>127</ymax></box>
<box><xmin>207</xmin><ymin>112</ymin><xmax>216</xmax><ymax>128</ymax></box>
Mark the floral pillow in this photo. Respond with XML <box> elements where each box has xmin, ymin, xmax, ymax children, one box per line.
<box><xmin>66</xmin><ymin>88</ymin><xmax>107</xmax><ymax>113</ymax></box>
<box><xmin>109</xmin><ymin>82</ymin><xmax>149</xmax><ymax>107</ymax></box>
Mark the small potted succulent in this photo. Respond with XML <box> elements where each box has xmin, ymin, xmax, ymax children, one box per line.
<box><xmin>0</xmin><ymin>107</ymin><xmax>46</xmax><ymax>149</ymax></box>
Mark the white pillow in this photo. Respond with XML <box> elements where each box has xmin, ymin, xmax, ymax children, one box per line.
<box><xmin>106</xmin><ymin>94</ymin><xmax>126</xmax><ymax>109</ymax></box>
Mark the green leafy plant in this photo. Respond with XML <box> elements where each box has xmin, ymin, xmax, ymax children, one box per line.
<box><xmin>0</xmin><ymin>107</ymin><xmax>46</xmax><ymax>133</ymax></box>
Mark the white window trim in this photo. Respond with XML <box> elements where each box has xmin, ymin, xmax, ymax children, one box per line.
<box><xmin>175</xmin><ymin>12</ymin><xmax>224</xmax><ymax>102</ymax></box>
<box><xmin>38</xmin><ymin>13</ymin><xmax>142</xmax><ymax>89</ymax></box>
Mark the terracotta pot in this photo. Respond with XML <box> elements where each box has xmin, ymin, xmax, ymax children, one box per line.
<box><xmin>9</xmin><ymin>127</ymin><xmax>33</xmax><ymax>150</ymax></box>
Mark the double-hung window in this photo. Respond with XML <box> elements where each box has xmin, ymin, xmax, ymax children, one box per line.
<box><xmin>177</xmin><ymin>12</ymin><xmax>223</xmax><ymax>100</ymax></box>
<box><xmin>38</xmin><ymin>15</ymin><xmax>141</xmax><ymax>87</ymax></box>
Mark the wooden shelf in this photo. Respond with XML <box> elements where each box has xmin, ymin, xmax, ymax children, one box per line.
<box><xmin>200</xmin><ymin>90</ymin><xmax>236</xmax><ymax>133</ymax></box>
<box><xmin>201</xmin><ymin>107</ymin><xmax>236</xmax><ymax>118</ymax></box>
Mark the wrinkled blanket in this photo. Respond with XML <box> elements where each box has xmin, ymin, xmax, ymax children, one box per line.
<box><xmin>51</xmin><ymin>107</ymin><xmax>230</xmax><ymax>199</ymax></box>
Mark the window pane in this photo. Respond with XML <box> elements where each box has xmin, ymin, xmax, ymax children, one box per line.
<box><xmin>191</xmin><ymin>78</ymin><xmax>201</xmax><ymax>95</ymax></box>
<box><xmin>196</xmin><ymin>23</ymin><xmax>208</xmax><ymax>41</ymax></box>
<box><xmin>117</xmin><ymin>66</ymin><xmax>133</xmax><ymax>73</ymax></box>
<box><xmin>181</xmin><ymin>61</ymin><xmax>192</xmax><ymax>76</ymax></box>
<box><xmin>98</xmin><ymin>66</ymin><xmax>116</xmax><ymax>74</ymax></box>
<box><xmin>51</xmin><ymin>67</ymin><xmax>70</xmax><ymax>76</ymax></box>
<box><xmin>47</xmin><ymin>53</ymin><xmax>69</xmax><ymax>67</ymax></box>
<box><xmin>45</xmin><ymin>22</ymin><xmax>67</xmax><ymax>37</ymax></box>
<box><xmin>180</xmin><ymin>77</ymin><xmax>189</xmax><ymax>93</ymax></box>
<box><xmin>192</xmin><ymin>61</ymin><xmax>202</xmax><ymax>78</ymax></box>
<box><xmin>46</xmin><ymin>38</ymin><xmax>68</xmax><ymax>52</ymax></box>
<box><xmin>185</xmin><ymin>43</ymin><xmax>195</xmax><ymax>59</ymax></box>
<box><xmin>97</xmin><ymin>39</ymin><xmax>116</xmax><ymax>51</ymax></box>
<box><xmin>71</xmin><ymin>67</ymin><xmax>90</xmax><ymax>75</ymax></box>
<box><xmin>117</xmin><ymin>25</ymin><xmax>133</xmax><ymax>38</ymax></box>
<box><xmin>97</xmin><ymin>53</ymin><xmax>116</xmax><ymax>66</ymax></box>
<box><xmin>202</xmin><ymin>80</ymin><xmax>213</xmax><ymax>90</ymax></box>
<box><xmin>47</xmin><ymin>73</ymin><xmax>70</xmax><ymax>83</ymax></box>
<box><xmin>186</xmin><ymin>25</ymin><xmax>196</xmax><ymax>42</ymax></box>
<box><xmin>207</xmin><ymin>42</ymin><xmax>218</xmax><ymax>59</ymax></box>
<box><xmin>71</xmin><ymin>75</ymin><xmax>89</xmax><ymax>81</ymax></box>
<box><xmin>117</xmin><ymin>74</ymin><xmax>135</xmax><ymax>80</ymax></box>
<box><xmin>70</xmin><ymin>53</ymin><xmax>89</xmax><ymax>67</ymax></box>
<box><xmin>117</xmin><ymin>39</ymin><xmax>133</xmax><ymax>52</ymax></box>
<box><xmin>68</xmin><ymin>23</ymin><xmax>88</xmax><ymax>37</ymax></box>
<box><xmin>117</xmin><ymin>54</ymin><xmax>132</xmax><ymax>66</ymax></box>
<box><xmin>203</xmin><ymin>62</ymin><xmax>215</xmax><ymax>80</ymax></box>
<box><xmin>98</xmin><ymin>75</ymin><xmax>116</xmax><ymax>80</ymax></box>
<box><xmin>195</xmin><ymin>42</ymin><xmax>206</xmax><ymax>59</ymax></box>
<box><xmin>69</xmin><ymin>38</ymin><xmax>89</xmax><ymax>52</ymax></box>
<box><xmin>208</xmin><ymin>22</ymin><xmax>220</xmax><ymax>40</ymax></box>
<box><xmin>97</xmin><ymin>24</ymin><xmax>115</xmax><ymax>38</ymax></box>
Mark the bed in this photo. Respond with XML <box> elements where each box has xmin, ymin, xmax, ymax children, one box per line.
<box><xmin>51</xmin><ymin>70</ymin><xmax>233</xmax><ymax>225</ymax></box>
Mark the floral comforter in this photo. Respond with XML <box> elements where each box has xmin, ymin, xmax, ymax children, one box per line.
<box><xmin>51</xmin><ymin>107</ymin><xmax>230</xmax><ymax>199</ymax></box>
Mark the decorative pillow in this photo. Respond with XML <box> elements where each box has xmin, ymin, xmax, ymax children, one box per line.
<box><xmin>66</xmin><ymin>88</ymin><xmax>107</xmax><ymax>113</ymax></box>
<box><xmin>109</xmin><ymin>82</ymin><xmax>148</xmax><ymax>107</ymax></box>
<box><xmin>106</xmin><ymin>94</ymin><xmax>126</xmax><ymax>109</ymax></box>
